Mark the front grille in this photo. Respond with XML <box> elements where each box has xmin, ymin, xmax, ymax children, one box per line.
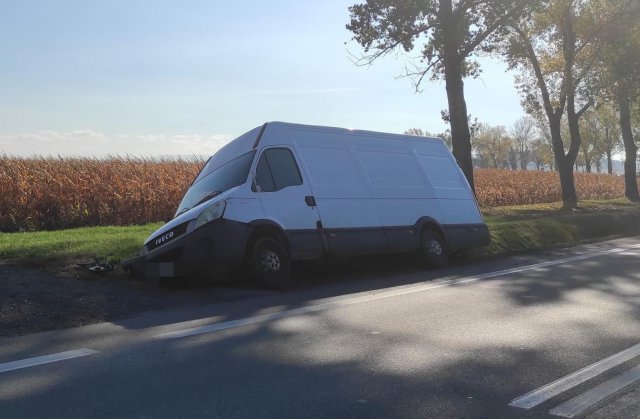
<box><xmin>146</xmin><ymin>222</ymin><xmax>189</xmax><ymax>251</ymax></box>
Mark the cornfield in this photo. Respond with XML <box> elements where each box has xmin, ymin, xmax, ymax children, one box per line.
<box><xmin>0</xmin><ymin>156</ymin><xmax>629</xmax><ymax>231</ymax></box>
<box><xmin>0</xmin><ymin>156</ymin><xmax>203</xmax><ymax>232</ymax></box>
<box><xmin>474</xmin><ymin>169</ymin><xmax>625</xmax><ymax>207</ymax></box>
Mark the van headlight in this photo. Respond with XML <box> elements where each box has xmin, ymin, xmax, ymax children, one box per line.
<box><xmin>194</xmin><ymin>200</ymin><xmax>226</xmax><ymax>229</ymax></box>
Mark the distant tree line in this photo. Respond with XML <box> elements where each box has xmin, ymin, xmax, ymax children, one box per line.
<box><xmin>405</xmin><ymin>102</ymin><xmax>638</xmax><ymax>174</ymax></box>
<box><xmin>347</xmin><ymin>0</ymin><xmax>640</xmax><ymax>208</ymax></box>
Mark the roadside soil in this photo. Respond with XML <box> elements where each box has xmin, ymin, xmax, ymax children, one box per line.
<box><xmin>0</xmin><ymin>263</ymin><xmax>272</xmax><ymax>338</ymax></box>
<box><xmin>0</xmin><ymin>253</ymin><xmax>433</xmax><ymax>338</ymax></box>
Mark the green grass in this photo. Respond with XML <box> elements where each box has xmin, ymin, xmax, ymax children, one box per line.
<box><xmin>480</xmin><ymin>199</ymin><xmax>640</xmax><ymax>256</ymax></box>
<box><xmin>0</xmin><ymin>223</ymin><xmax>162</xmax><ymax>268</ymax></box>
<box><xmin>1</xmin><ymin>198</ymin><xmax>639</xmax><ymax>273</ymax></box>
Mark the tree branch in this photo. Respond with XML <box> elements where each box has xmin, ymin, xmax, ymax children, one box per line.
<box><xmin>403</xmin><ymin>58</ymin><xmax>443</xmax><ymax>92</ymax></box>
<box><xmin>576</xmin><ymin>98</ymin><xmax>594</xmax><ymax>119</ymax></box>
<box><xmin>350</xmin><ymin>39</ymin><xmax>405</xmax><ymax>67</ymax></box>
<box><xmin>461</xmin><ymin>4</ymin><xmax>526</xmax><ymax>57</ymax></box>
<box><xmin>514</xmin><ymin>26</ymin><xmax>556</xmax><ymax>121</ymax></box>
<box><xmin>574</xmin><ymin>44</ymin><xmax>602</xmax><ymax>87</ymax></box>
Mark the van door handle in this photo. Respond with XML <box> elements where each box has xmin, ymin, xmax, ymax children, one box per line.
<box><xmin>305</xmin><ymin>196</ymin><xmax>316</xmax><ymax>207</ymax></box>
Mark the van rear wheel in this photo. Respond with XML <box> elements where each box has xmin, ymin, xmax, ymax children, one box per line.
<box><xmin>251</xmin><ymin>237</ymin><xmax>293</xmax><ymax>289</ymax></box>
<box><xmin>420</xmin><ymin>229</ymin><xmax>449</xmax><ymax>268</ymax></box>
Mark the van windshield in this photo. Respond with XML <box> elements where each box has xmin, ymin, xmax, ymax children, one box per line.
<box><xmin>175</xmin><ymin>151</ymin><xmax>256</xmax><ymax>217</ymax></box>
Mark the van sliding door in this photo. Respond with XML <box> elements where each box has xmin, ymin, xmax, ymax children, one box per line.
<box><xmin>295</xmin><ymin>139</ymin><xmax>387</xmax><ymax>255</ymax></box>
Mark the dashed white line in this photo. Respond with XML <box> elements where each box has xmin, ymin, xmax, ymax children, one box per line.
<box><xmin>155</xmin><ymin>244</ymin><xmax>640</xmax><ymax>340</ymax></box>
<box><xmin>0</xmin><ymin>349</ymin><xmax>99</xmax><ymax>374</ymax></box>
<box><xmin>510</xmin><ymin>342</ymin><xmax>640</xmax><ymax>409</ymax></box>
<box><xmin>549</xmin><ymin>364</ymin><xmax>640</xmax><ymax>418</ymax></box>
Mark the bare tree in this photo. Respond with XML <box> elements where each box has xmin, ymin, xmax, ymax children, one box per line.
<box><xmin>586</xmin><ymin>105</ymin><xmax>621</xmax><ymax>174</ymax></box>
<box><xmin>510</xmin><ymin>116</ymin><xmax>536</xmax><ymax>169</ymax></box>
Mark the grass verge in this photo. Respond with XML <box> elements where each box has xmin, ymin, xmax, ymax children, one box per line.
<box><xmin>480</xmin><ymin>198</ymin><xmax>640</xmax><ymax>256</ymax></box>
<box><xmin>0</xmin><ymin>199</ymin><xmax>639</xmax><ymax>272</ymax></box>
<box><xmin>0</xmin><ymin>223</ymin><xmax>162</xmax><ymax>271</ymax></box>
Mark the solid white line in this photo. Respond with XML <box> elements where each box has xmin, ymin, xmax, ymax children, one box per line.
<box><xmin>155</xmin><ymin>244</ymin><xmax>640</xmax><ymax>340</ymax></box>
<box><xmin>0</xmin><ymin>349</ymin><xmax>99</xmax><ymax>374</ymax></box>
<box><xmin>510</xmin><ymin>343</ymin><xmax>640</xmax><ymax>409</ymax></box>
<box><xmin>549</xmin><ymin>364</ymin><xmax>640</xmax><ymax>418</ymax></box>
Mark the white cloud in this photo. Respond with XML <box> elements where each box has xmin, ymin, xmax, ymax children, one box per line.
<box><xmin>0</xmin><ymin>130</ymin><xmax>233</xmax><ymax>158</ymax></box>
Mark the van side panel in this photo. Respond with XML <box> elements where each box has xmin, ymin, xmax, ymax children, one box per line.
<box><xmin>350</xmin><ymin>136</ymin><xmax>443</xmax><ymax>251</ymax></box>
<box><xmin>293</xmin><ymin>130</ymin><xmax>387</xmax><ymax>254</ymax></box>
<box><xmin>409</xmin><ymin>140</ymin><xmax>483</xmax><ymax>225</ymax></box>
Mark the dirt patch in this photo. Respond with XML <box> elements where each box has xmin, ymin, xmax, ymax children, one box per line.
<box><xmin>0</xmin><ymin>263</ymin><xmax>268</xmax><ymax>338</ymax></box>
<box><xmin>0</xmin><ymin>252</ymin><xmax>430</xmax><ymax>338</ymax></box>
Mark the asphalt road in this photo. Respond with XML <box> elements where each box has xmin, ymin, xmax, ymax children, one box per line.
<box><xmin>1</xmin><ymin>237</ymin><xmax>639</xmax><ymax>418</ymax></box>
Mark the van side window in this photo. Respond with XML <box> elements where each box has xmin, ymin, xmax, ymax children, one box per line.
<box><xmin>256</xmin><ymin>148</ymin><xmax>303</xmax><ymax>192</ymax></box>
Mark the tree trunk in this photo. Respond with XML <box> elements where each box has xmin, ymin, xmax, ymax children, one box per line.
<box><xmin>558</xmin><ymin>157</ymin><xmax>578</xmax><ymax>209</ymax></box>
<box><xmin>607</xmin><ymin>152</ymin><xmax>613</xmax><ymax>174</ymax></box>
<box><xmin>441</xmin><ymin>0</ymin><xmax>474</xmax><ymax>192</ymax></box>
<box><xmin>550</xmin><ymin>116</ymin><xmax>578</xmax><ymax>209</ymax></box>
<box><xmin>520</xmin><ymin>152</ymin><xmax>528</xmax><ymax>170</ymax></box>
<box><xmin>444</xmin><ymin>64</ymin><xmax>474</xmax><ymax>192</ymax></box>
<box><xmin>618</xmin><ymin>90</ymin><xmax>639</xmax><ymax>201</ymax></box>
<box><xmin>558</xmin><ymin>7</ymin><xmax>581</xmax><ymax>209</ymax></box>
<box><xmin>509</xmin><ymin>149</ymin><xmax>518</xmax><ymax>170</ymax></box>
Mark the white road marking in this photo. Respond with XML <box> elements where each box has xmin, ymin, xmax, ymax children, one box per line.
<box><xmin>155</xmin><ymin>244</ymin><xmax>640</xmax><ymax>340</ymax></box>
<box><xmin>510</xmin><ymin>343</ymin><xmax>640</xmax><ymax>409</ymax></box>
<box><xmin>549</xmin><ymin>364</ymin><xmax>640</xmax><ymax>418</ymax></box>
<box><xmin>0</xmin><ymin>349</ymin><xmax>99</xmax><ymax>374</ymax></box>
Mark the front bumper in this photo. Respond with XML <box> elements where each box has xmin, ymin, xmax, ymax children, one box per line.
<box><xmin>123</xmin><ymin>218</ymin><xmax>252</xmax><ymax>281</ymax></box>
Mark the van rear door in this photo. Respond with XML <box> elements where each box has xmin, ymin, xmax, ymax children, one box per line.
<box><xmin>254</xmin><ymin>147</ymin><xmax>324</xmax><ymax>260</ymax></box>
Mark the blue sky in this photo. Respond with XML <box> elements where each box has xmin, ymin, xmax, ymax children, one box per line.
<box><xmin>0</xmin><ymin>0</ymin><xmax>524</xmax><ymax>157</ymax></box>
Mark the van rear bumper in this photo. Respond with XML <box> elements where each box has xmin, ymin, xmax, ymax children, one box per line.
<box><xmin>444</xmin><ymin>223</ymin><xmax>491</xmax><ymax>249</ymax></box>
<box><xmin>125</xmin><ymin>219</ymin><xmax>252</xmax><ymax>281</ymax></box>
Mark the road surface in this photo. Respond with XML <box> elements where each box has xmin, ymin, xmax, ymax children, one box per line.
<box><xmin>1</xmin><ymin>237</ymin><xmax>639</xmax><ymax>418</ymax></box>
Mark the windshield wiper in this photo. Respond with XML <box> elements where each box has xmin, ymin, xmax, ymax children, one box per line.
<box><xmin>174</xmin><ymin>191</ymin><xmax>222</xmax><ymax>219</ymax></box>
<box><xmin>175</xmin><ymin>208</ymin><xmax>190</xmax><ymax>218</ymax></box>
<box><xmin>192</xmin><ymin>191</ymin><xmax>222</xmax><ymax>208</ymax></box>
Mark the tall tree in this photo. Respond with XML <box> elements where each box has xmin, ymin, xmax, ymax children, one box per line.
<box><xmin>504</xmin><ymin>0</ymin><xmax>605</xmax><ymax>209</ymax></box>
<box><xmin>594</xmin><ymin>0</ymin><xmax>640</xmax><ymax>200</ymax></box>
<box><xmin>347</xmin><ymin>0</ymin><xmax>529</xmax><ymax>192</ymax></box>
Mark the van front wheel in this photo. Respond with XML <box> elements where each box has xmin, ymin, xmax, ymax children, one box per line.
<box><xmin>251</xmin><ymin>238</ymin><xmax>292</xmax><ymax>289</ymax></box>
<box><xmin>420</xmin><ymin>229</ymin><xmax>449</xmax><ymax>268</ymax></box>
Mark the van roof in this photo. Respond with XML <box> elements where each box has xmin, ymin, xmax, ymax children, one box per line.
<box><xmin>264</xmin><ymin>121</ymin><xmax>443</xmax><ymax>142</ymax></box>
<box><xmin>209</xmin><ymin>121</ymin><xmax>446</xmax><ymax>170</ymax></box>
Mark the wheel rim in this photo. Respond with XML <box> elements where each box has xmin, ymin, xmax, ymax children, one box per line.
<box><xmin>259</xmin><ymin>250</ymin><xmax>281</xmax><ymax>273</ymax></box>
<box><xmin>427</xmin><ymin>239</ymin><xmax>442</xmax><ymax>256</ymax></box>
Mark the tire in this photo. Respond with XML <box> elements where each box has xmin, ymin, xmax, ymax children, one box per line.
<box><xmin>250</xmin><ymin>237</ymin><xmax>293</xmax><ymax>289</ymax></box>
<box><xmin>420</xmin><ymin>229</ymin><xmax>449</xmax><ymax>268</ymax></box>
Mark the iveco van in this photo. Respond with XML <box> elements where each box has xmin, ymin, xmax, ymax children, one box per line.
<box><xmin>124</xmin><ymin>122</ymin><xmax>490</xmax><ymax>287</ymax></box>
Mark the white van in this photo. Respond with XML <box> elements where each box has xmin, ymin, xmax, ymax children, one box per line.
<box><xmin>125</xmin><ymin>122</ymin><xmax>490</xmax><ymax>287</ymax></box>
